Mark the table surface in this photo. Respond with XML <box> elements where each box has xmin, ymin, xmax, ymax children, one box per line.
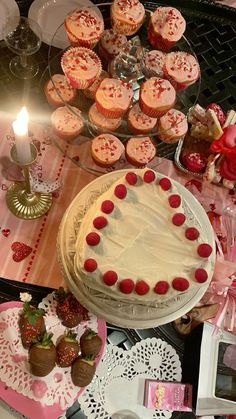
<box><xmin>0</xmin><ymin>0</ymin><xmax>236</xmax><ymax>418</ymax></box>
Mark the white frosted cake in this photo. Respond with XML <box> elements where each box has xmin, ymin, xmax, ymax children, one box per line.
<box><xmin>74</xmin><ymin>169</ymin><xmax>214</xmax><ymax>304</ymax></box>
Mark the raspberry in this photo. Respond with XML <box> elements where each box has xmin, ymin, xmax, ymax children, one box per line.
<box><xmin>135</xmin><ymin>280</ymin><xmax>150</xmax><ymax>295</ymax></box>
<box><xmin>205</xmin><ymin>103</ymin><xmax>226</xmax><ymax>126</ymax></box>
<box><xmin>93</xmin><ymin>216</ymin><xmax>108</xmax><ymax>229</ymax></box>
<box><xmin>114</xmin><ymin>184</ymin><xmax>127</xmax><ymax>199</ymax></box>
<box><xmin>195</xmin><ymin>268</ymin><xmax>208</xmax><ymax>283</ymax></box>
<box><xmin>172</xmin><ymin>213</ymin><xmax>186</xmax><ymax>226</ymax></box>
<box><xmin>84</xmin><ymin>259</ymin><xmax>97</xmax><ymax>272</ymax></box>
<box><xmin>143</xmin><ymin>170</ymin><xmax>155</xmax><ymax>183</ymax></box>
<box><xmin>182</xmin><ymin>153</ymin><xmax>207</xmax><ymax>173</ymax></box>
<box><xmin>125</xmin><ymin>172</ymin><xmax>138</xmax><ymax>185</ymax></box>
<box><xmin>159</xmin><ymin>177</ymin><xmax>172</xmax><ymax>191</ymax></box>
<box><xmin>197</xmin><ymin>243</ymin><xmax>213</xmax><ymax>258</ymax></box>
<box><xmin>154</xmin><ymin>281</ymin><xmax>169</xmax><ymax>294</ymax></box>
<box><xmin>86</xmin><ymin>232</ymin><xmax>100</xmax><ymax>246</ymax></box>
<box><xmin>119</xmin><ymin>278</ymin><xmax>135</xmax><ymax>294</ymax></box>
<box><xmin>103</xmin><ymin>271</ymin><xmax>118</xmax><ymax>286</ymax></box>
<box><xmin>185</xmin><ymin>227</ymin><xmax>200</xmax><ymax>240</ymax></box>
<box><xmin>101</xmin><ymin>200</ymin><xmax>114</xmax><ymax>214</ymax></box>
<box><xmin>172</xmin><ymin>277</ymin><xmax>189</xmax><ymax>291</ymax></box>
<box><xmin>168</xmin><ymin>194</ymin><xmax>181</xmax><ymax>208</ymax></box>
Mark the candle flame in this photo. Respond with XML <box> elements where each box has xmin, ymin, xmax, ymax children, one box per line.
<box><xmin>13</xmin><ymin>107</ymin><xmax>29</xmax><ymax>136</ymax></box>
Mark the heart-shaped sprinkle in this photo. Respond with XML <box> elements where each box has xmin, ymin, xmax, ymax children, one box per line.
<box><xmin>2</xmin><ymin>228</ymin><xmax>10</xmax><ymax>237</ymax></box>
<box><xmin>11</xmin><ymin>241</ymin><xmax>33</xmax><ymax>262</ymax></box>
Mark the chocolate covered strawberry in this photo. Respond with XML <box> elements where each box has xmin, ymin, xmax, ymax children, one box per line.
<box><xmin>56</xmin><ymin>331</ymin><xmax>80</xmax><ymax>367</ymax></box>
<box><xmin>29</xmin><ymin>333</ymin><xmax>56</xmax><ymax>377</ymax></box>
<box><xmin>71</xmin><ymin>356</ymin><xmax>96</xmax><ymax>387</ymax></box>
<box><xmin>19</xmin><ymin>301</ymin><xmax>45</xmax><ymax>349</ymax></box>
<box><xmin>55</xmin><ymin>287</ymin><xmax>88</xmax><ymax>328</ymax></box>
<box><xmin>80</xmin><ymin>329</ymin><xmax>102</xmax><ymax>357</ymax></box>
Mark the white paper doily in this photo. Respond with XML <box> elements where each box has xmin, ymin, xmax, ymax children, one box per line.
<box><xmin>79</xmin><ymin>338</ymin><xmax>182</xmax><ymax>419</ymax></box>
<box><xmin>0</xmin><ymin>293</ymin><xmax>105</xmax><ymax>411</ymax></box>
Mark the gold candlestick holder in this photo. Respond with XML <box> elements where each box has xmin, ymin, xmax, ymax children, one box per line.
<box><xmin>6</xmin><ymin>144</ymin><xmax>52</xmax><ymax>219</ymax></box>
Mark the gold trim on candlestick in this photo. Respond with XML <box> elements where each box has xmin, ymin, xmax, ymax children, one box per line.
<box><xmin>6</xmin><ymin>144</ymin><xmax>52</xmax><ymax>220</ymax></box>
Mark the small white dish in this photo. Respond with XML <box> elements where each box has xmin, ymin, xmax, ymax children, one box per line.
<box><xmin>28</xmin><ymin>0</ymin><xmax>98</xmax><ymax>49</ymax></box>
<box><xmin>0</xmin><ymin>0</ymin><xmax>19</xmax><ymax>40</ymax></box>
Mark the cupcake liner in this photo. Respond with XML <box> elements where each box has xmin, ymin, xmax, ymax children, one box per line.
<box><xmin>147</xmin><ymin>23</ymin><xmax>175</xmax><ymax>50</ymax></box>
<box><xmin>139</xmin><ymin>98</ymin><xmax>170</xmax><ymax>119</ymax></box>
<box><xmin>95</xmin><ymin>101</ymin><xmax>125</xmax><ymax>120</ymax></box>
<box><xmin>111</xmin><ymin>15</ymin><xmax>142</xmax><ymax>36</ymax></box>
<box><xmin>61</xmin><ymin>48</ymin><xmax>102</xmax><ymax>90</ymax></box>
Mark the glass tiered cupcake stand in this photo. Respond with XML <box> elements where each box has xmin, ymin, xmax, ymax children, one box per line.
<box><xmin>43</xmin><ymin>1</ymin><xmax>201</xmax><ymax>175</ymax></box>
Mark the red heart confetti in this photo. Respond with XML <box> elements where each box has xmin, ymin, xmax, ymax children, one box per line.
<box><xmin>2</xmin><ymin>229</ymin><xmax>10</xmax><ymax>237</ymax></box>
<box><xmin>11</xmin><ymin>241</ymin><xmax>33</xmax><ymax>262</ymax></box>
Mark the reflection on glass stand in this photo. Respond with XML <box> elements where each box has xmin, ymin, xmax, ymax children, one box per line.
<box><xmin>3</xmin><ymin>16</ymin><xmax>42</xmax><ymax>80</ymax></box>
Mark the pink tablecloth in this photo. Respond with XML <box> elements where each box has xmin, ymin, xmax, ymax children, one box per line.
<box><xmin>0</xmin><ymin>112</ymin><xmax>235</xmax><ymax>288</ymax></box>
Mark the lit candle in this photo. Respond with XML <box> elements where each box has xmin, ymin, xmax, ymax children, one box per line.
<box><xmin>12</xmin><ymin>107</ymin><xmax>32</xmax><ymax>165</ymax></box>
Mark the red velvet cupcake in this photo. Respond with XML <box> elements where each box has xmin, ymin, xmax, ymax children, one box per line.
<box><xmin>148</xmin><ymin>7</ymin><xmax>186</xmax><ymax>50</ymax></box>
<box><xmin>111</xmin><ymin>0</ymin><xmax>145</xmax><ymax>36</ymax></box>
<box><xmin>61</xmin><ymin>47</ymin><xmax>102</xmax><ymax>89</ymax></box>
<box><xmin>44</xmin><ymin>74</ymin><xmax>77</xmax><ymax>108</ymax></box>
<box><xmin>164</xmin><ymin>52</ymin><xmax>200</xmax><ymax>91</ymax></box>
<box><xmin>95</xmin><ymin>78</ymin><xmax>133</xmax><ymax>119</ymax></box>
<box><xmin>157</xmin><ymin>109</ymin><xmax>188</xmax><ymax>143</ymax></box>
<box><xmin>125</xmin><ymin>136</ymin><xmax>156</xmax><ymax>166</ymax></box>
<box><xmin>91</xmin><ymin>133</ymin><xmax>125</xmax><ymax>167</ymax></box>
<box><xmin>64</xmin><ymin>6</ymin><xmax>104</xmax><ymax>49</ymax></box>
<box><xmin>127</xmin><ymin>103</ymin><xmax>157</xmax><ymax>135</ymax></box>
<box><xmin>51</xmin><ymin>106</ymin><xmax>84</xmax><ymax>141</ymax></box>
<box><xmin>98</xmin><ymin>29</ymin><xmax>127</xmax><ymax>63</ymax></box>
<box><xmin>139</xmin><ymin>77</ymin><xmax>176</xmax><ymax>118</ymax></box>
<box><xmin>142</xmin><ymin>50</ymin><xmax>166</xmax><ymax>79</ymax></box>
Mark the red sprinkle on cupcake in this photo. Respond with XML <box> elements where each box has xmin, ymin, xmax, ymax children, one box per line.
<box><xmin>114</xmin><ymin>184</ymin><xmax>127</xmax><ymax>199</ymax></box>
<box><xmin>84</xmin><ymin>259</ymin><xmax>97</xmax><ymax>272</ymax></box>
<box><xmin>197</xmin><ymin>243</ymin><xmax>213</xmax><ymax>258</ymax></box>
<box><xmin>195</xmin><ymin>268</ymin><xmax>208</xmax><ymax>283</ymax></box>
<box><xmin>119</xmin><ymin>279</ymin><xmax>135</xmax><ymax>294</ymax></box>
<box><xmin>154</xmin><ymin>281</ymin><xmax>169</xmax><ymax>294</ymax></box>
<box><xmin>172</xmin><ymin>213</ymin><xmax>186</xmax><ymax>226</ymax></box>
<box><xmin>185</xmin><ymin>227</ymin><xmax>200</xmax><ymax>241</ymax></box>
<box><xmin>172</xmin><ymin>277</ymin><xmax>189</xmax><ymax>291</ymax></box>
<box><xmin>103</xmin><ymin>271</ymin><xmax>118</xmax><ymax>286</ymax></box>
<box><xmin>135</xmin><ymin>280</ymin><xmax>150</xmax><ymax>295</ymax></box>
<box><xmin>93</xmin><ymin>216</ymin><xmax>108</xmax><ymax>230</ymax></box>
<box><xmin>86</xmin><ymin>232</ymin><xmax>100</xmax><ymax>246</ymax></box>
<box><xmin>168</xmin><ymin>194</ymin><xmax>181</xmax><ymax>208</ymax></box>
<box><xmin>101</xmin><ymin>200</ymin><xmax>114</xmax><ymax>214</ymax></box>
<box><xmin>143</xmin><ymin>170</ymin><xmax>155</xmax><ymax>183</ymax></box>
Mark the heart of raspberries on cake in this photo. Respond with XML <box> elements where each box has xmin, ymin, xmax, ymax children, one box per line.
<box><xmin>74</xmin><ymin>169</ymin><xmax>213</xmax><ymax>304</ymax></box>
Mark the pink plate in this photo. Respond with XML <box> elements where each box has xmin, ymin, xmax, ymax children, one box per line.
<box><xmin>0</xmin><ymin>300</ymin><xmax>106</xmax><ymax>419</ymax></box>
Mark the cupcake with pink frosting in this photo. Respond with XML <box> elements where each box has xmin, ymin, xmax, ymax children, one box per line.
<box><xmin>139</xmin><ymin>77</ymin><xmax>176</xmax><ymax>119</ymax></box>
<box><xmin>44</xmin><ymin>74</ymin><xmax>77</xmax><ymax>108</ymax></box>
<box><xmin>111</xmin><ymin>0</ymin><xmax>145</xmax><ymax>36</ymax></box>
<box><xmin>91</xmin><ymin>133</ymin><xmax>124</xmax><ymax>166</ymax></box>
<box><xmin>164</xmin><ymin>51</ymin><xmax>200</xmax><ymax>91</ymax></box>
<box><xmin>127</xmin><ymin>103</ymin><xmax>157</xmax><ymax>135</ymax></box>
<box><xmin>51</xmin><ymin>106</ymin><xmax>84</xmax><ymax>141</ymax></box>
<box><xmin>89</xmin><ymin>103</ymin><xmax>122</xmax><ymax>133</ymax></box>
<box><xmin>157</xmin><ymin>109</ymin><xmax>188</xmax><ymax>143</ymax></box>
<box><xmin>125</xmin><ymin>136</ymin><xmax>156</xmax><ymax>166</ymax></box>
<box><xmin>142</xmin><ymin>50</ymin><xmax>166</xmax><ymax>79</ymax></box>
<box><xmin>148</xmin><ymin>7</ymin><xmax>186</xmax><ymax>50</ymax></box>
<box><xmin>95</xmin><ymin>78</ymin><xmax>133</xmax><ymax>119</ymax></box>
<box><xmin>61</xmin><ymin>47</ymin><xmax>102</xmax><ymax>89</ymax></box>
<box><xmin>64</xmin><ymin>6</ymin><xmax>104</xmax><ymax>49</ymax></box>
<box><xmin>98</xmin><ymin>29</ymin><xmax>127</xmax><ymax>64</ymax></box>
